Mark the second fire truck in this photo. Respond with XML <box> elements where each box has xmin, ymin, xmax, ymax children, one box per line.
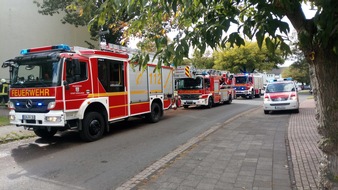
<box><xmin>174</xmin><ymin>66</ymin><xmax>235</xmax><ymax>109</ymax></box>
<box><xmin>233</xmin><ymin>73</ymin><xmax>264</xmax><ymax>99</ymax></box>
<box><xmin>2</xmin><ymin>43</ymin><xmax>177</xmax><ymax>141</ymax></box>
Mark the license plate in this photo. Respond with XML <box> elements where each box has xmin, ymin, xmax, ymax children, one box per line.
<box><xmin>275</xmin><ymin>106</ymin><xmax>286</xmax><ymax>109</ymax></box>
<box><xmin>186</xmin><ymin>101</ymin><xmax>193</xmax><ymax>104</ymax></box>
<box><xmin>23</xmin><ymin>115</ymin><xmax>35</xmax><ymax>120</ymax></box>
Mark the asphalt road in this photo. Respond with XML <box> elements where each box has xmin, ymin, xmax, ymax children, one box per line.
<box><xmin>0</xmin><ymin>98</ymin><xmax>264</xmax><ymax>190</ymax></box>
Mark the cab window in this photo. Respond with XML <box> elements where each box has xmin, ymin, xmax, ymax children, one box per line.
<box><xmin>66</xmin><ymin>60</ymin><xmax>88</xmax><ymax>84</ymax></box>
<box><xmin>98</xmin><ymin>59</ymin><xmax>124</xmax><ymax>92</ymax></box>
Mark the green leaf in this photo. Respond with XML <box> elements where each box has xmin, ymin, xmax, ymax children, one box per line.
<box><xmin>265</xmin><ymin>38</ymin><xmax>275</xmax><ymax>52</ymax></box>
<box><xmin>255</xmin><ymin>30</ymin><xmax>264</xmax><ymax>49</ymax></box>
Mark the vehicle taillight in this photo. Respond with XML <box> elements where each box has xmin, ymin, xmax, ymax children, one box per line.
<box><xmin>264</xmin><ymin>95</ymin><xmax>269</xmax><ymax>101</ymax></box>
<box><xmin>290</xmin><ymin>93</ymin><xmax>297</xmax><ymax>100</ymax></box>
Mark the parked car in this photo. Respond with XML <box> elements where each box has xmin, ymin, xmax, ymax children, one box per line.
<box><xmin>303</xmin><ymin>85</ymin><xmax>311</xmax><ymax>90</ymax></box>
<box><xmin>263</xmin><ymin>80</ymin><xmax>299</xmax><ymax>114</ymax></box>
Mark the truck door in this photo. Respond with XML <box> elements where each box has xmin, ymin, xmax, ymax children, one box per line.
<box><xmin>97</xmin><ymin>59</ymin><xmax>128</xmax><ymax>120</ymax></box>
<box><xmin>64</xmin><ymin>58</ymin><xmax>92</xmax><ymax>113</ymax></box>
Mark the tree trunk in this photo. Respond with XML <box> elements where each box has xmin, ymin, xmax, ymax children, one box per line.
<box><xmin>308</xmin><ymin>48</ymin><xmax>338</xmax><ymax>189</ymax></box>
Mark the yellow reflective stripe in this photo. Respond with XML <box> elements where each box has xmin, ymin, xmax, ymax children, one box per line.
<box><xmin>109</xmin><ymin>104</ymin><xmax>127</xmax><ymax>109</ymax></box>
<box><xmin>87</xmin><ymin>92</ymin><xmax>127</xmax><ymax>98</ymax></box>
<box><xmin>164</xmin><ymin>70</ymin><xmax>172</xmax><ymax>89</ymax></box>
<box><xmin>130</xmin><ymin>102</ymin><xmax>148</xmax><ymax>106</ymax></box>
<box><xmin>131</xmin><ymin>90</ymin><xmax>148</xmax><ymax>95</ymax></box>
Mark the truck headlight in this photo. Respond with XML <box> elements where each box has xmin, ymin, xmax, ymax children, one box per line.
<box><xmin>45</xmin><ymin>116</ymin><xmax>62</xmax><ymax>122</ymax></box>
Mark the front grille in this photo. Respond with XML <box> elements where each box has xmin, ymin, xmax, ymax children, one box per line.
<box><xmin>180</xmin><ymin>94</ymin><xmax>200</xmax><ymax>100</ymax></box>
<box><xmin>12</xmin><ymin>99</ymin><xmax>55</xmax><ymax>113</ymax></box>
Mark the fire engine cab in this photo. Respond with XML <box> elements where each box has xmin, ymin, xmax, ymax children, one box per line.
<box><xmin>174</xmin><ymin>66</ymin><xmax>235</xmax><ymax>109</ymax></box>
<box><xmin>2</xmin><ymin>44</ymin><xmax>176</xmax><ymax>141</ymax></box>
<box><xmin>233</xmin><ymin>73</ymin><xmax>264</xmax><ymax>99</ymax></box>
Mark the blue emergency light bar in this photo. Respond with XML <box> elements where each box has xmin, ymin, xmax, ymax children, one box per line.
<box><xmin>20</xmin><ymin>44</ymin><xmax>71</xmax><ymax>55</ymax></box>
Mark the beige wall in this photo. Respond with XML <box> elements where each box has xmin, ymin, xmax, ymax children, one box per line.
<box><xmin>0</xmin><ymin>0</ymin><xmax>95</xmax><ymax>80</ymax></box>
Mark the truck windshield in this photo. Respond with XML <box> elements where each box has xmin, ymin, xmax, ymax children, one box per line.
<box><xmin>10</xmin><ymin>59</ymin><xmax>62</xmax><ymax>88</ymax></box>
<box><xmin>266</xmin><ymin>82</ymin><xmax>296</xmax><ymax>93</ymax></box>
<box><xmin>235</xmin><ymin>76</ymin><xmax>248</xmax><ymax>84</ymax></box>
<box><xmin>176</xmin><ymin>77</ymin><xmax>203</xmax><ymax>90</ymax></box>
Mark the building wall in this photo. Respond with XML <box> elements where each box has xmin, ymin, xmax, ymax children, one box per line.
<box><xmin>0</xmin><ymin>0</ymin><xmax>95</xmax><ymax>81</ymax></box>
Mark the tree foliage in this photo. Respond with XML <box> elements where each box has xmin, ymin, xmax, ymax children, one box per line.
<box><xmin>182</xmin><ymin>49</ymin><xmax>214</xmax><ymax>69</ymax></box>
<box><xmin>33</xmin><ymin>0</ymin><xmax>136</xmax><ymax>46</ymax></box>
<box><xmin>65</xmin><ymin>0</ymin><xmax>291</xmax><ymax>66</ymax></box>
<box><xmin>282</xmin><ymin>54</ymin><xmax>310</xmax><ymax>85</ymax></box>
<box><xmin>213</xmin><ymin>41</ymin><xmax>284</xmax><ymax>73</ymax></box>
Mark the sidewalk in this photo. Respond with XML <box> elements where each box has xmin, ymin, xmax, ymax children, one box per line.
<box><xmin>288</xmin><ymin>99</ymin><xmax>321</xmax><ymax>189</ymax></box>
<box><xmin>120</xmin><ymin>98</ymin><xmax>321</xmax><ymax>190</ymax></box>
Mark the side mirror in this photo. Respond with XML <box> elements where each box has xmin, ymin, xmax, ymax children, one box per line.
<box><xmin>2</xmin><ymin>60</ymin><xmax>18</xmax><ymax>68</ymax></box>
<box><xmin>63</xmin><ymin>80</ymin><xmax>70</xmax><ymax>90</ymax></box>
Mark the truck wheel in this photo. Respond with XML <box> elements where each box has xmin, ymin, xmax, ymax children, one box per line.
<box><xmin>264</xmin><ymin>110</ymin><xmax>269</xmax><ymax>114</ymax></box>
<box><xmin>80</xmin><ymin>112</ymin><xmax>105</xmax><ymax>142</ymax></box>
<box><xmin>207</xmin><ymin>97</ymin><xmax>213</xmax><ymax>108</ymax></box>
<box><xmin>249</xmin><ymin>90</ymin><xmax>254</xmax><ymax>99</ymax></box>
<box><xmin>146</xmin><ymin>102</ymin><xmax>162</xmax><ymax>123</ymax></box>
<box><xmin>34</xmin><ymin>128</ymin><xmax>58</xmax><ymax>139</ymax></box>
<box><xmin>255</xmin><ymin>90</ymin><xmax>261</xmax><ymax>98</ymax></box>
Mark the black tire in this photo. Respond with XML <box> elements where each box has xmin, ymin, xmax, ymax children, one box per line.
<box><xmin>183</xmin><ymin>105</ymin><xmax>189</xmax><ymax>109</ymax></box>
<box><xmin>34</xmin><ymin>128</ymin><xmax>58</xmax><ymax>139</ymax></box>
<box><xmin>224</xmin><ymin>95</ymin><xmax>232</xmax><ymax>104</ymax></box>
<box><xmin>249</xmin><ymin>90</ymin><xmax>254</xmax><ymax>99</ymax></box>
<box><xmin>207</xmin><ymin>97</ymin><xmax>213</xmax><ymax>108</ymax></box>
<box><xmin>293</xmin><ymin>109</ymin><xmax>299</xmax><ymax>113</ymax></box>
<box><xmin>146</xmin><ymin>102</ymin><xmax>162</xmax><ymax>123</ymax></box>
<box><xmin>264</xmin><ymin>110</ymin><xmax>269</xmax><ymax>114</ymax></box>
<box><xmin>80</xmin><ymin>112</ymin><xmax>105</xmax><ymax>142</ymax></box>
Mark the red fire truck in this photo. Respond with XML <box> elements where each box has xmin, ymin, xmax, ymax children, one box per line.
<box><xmin>2</xmin><ymin>44</ymin><xmax>177</xmax><ymax>141</ymax></box>
<box><xmin>233</xmin><ymin>73</ymin><xmax>264</xmax><ymax>99</ymax></box>
<box><xmin>174</xmin><ymin>66</ymin><xmax>235</xmax><ymax>109</ymax></box>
